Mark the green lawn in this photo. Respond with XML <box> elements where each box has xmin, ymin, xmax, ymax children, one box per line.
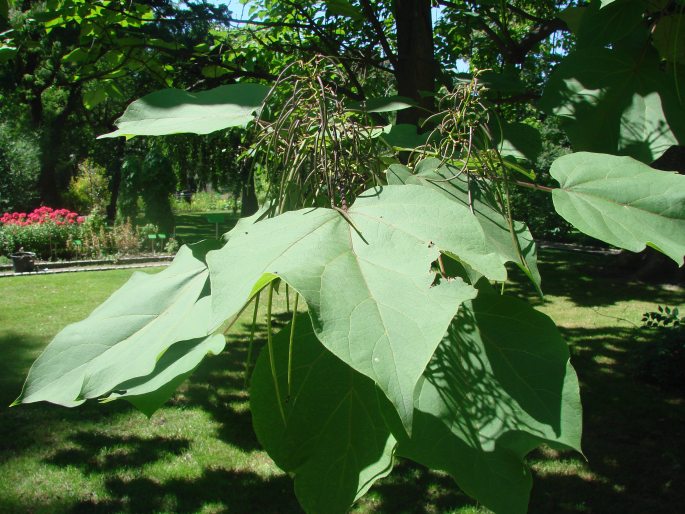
<box><xmin>0</xmin><ymin>249</ymin><xmax>683</xmax><ymax>513</ymax></box>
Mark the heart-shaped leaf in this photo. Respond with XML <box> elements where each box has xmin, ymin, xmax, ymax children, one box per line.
<box><xmin>551</xmin><ymin>152</ymin><xmax>685</xmax><ymax>264</ymax></box>
<box><xmin>208</xmin><ymin>185</ymin><xmax>487</xmax><ymax>432</ymax></box>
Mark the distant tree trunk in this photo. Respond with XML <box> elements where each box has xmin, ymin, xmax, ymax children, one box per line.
<box><xmin>392</xmin><ymin>0</ymin><xmax>436</xmax><ymax>126</ymax></box>
<box><xmin>106</xmin><ymin>139</ymin><xmax>126</xmax><ymax>223</ymax></box>
<box><xmin>37</xmin><ymin>85</ymin><xmax>82</xmax><ymax>205</ymax></box>
<box><xmin>240</xmin><ymin>159</ymin><xmax>258</xmax><ymax>216</ymax></box>
<box><xmin>241</xmin><ymin>180</ymin><xmax>258</xmax><ymax>217</ymax></box>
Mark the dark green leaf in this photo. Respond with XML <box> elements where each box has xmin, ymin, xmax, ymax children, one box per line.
<box><xmin>383</xmin><ymin>283</ymin><xmax>582</xmax><ymax>514</ymax></box>
<box><xmin>540</xmin><ymin>46</ymin><xmax>685</xmax><ymax>162</ymax></box>
<box><xmin>493</xmin><ymin>121</ymin><xmax>543</xmax><ymax>163</ymax></box>
<box><xmin>346</xmin><ymin>95</ymin><xmax>417</xmax><ymax>113</ymax></box>
<box><xmin>380</xmin><ymin>124</ymin><xmax>430</xmax><ymax>150</ymax></box>
<box><xmin>251</xmin><ymin>315</ymin><xmax>395</xmax><ymax>514</ymax></box>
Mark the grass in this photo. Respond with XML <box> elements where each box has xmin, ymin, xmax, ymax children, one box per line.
<box><xmin>0</xmin><ymin>249</ymin><xmax>683</xmax><ymax>513</ymax></box>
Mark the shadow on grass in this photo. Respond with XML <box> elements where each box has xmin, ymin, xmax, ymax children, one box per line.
<box><xmin>528</xmin><ymin>324</ymin><xmax>685</xmax><ymax>513</ymax></box>
<box><xmin>508</xmin><ymin>248</ymin><xmax>683</xmax><ymax>308</ymax></box>
<box><xmin>70</xmin><ymin>470</ymin><xmax>300</xmax><ymax>514</ymax></box>
<box><xmin>2</xmin><ymin>258</ymin><xmax>683</xmax><ymax>513</ymax></box>
<box><xmin>0</xmin><ymin>331</ymin><xmax>44</xmax><ymax>407</ymax></box>
<box><xmin>47</xmin><ymin>433</ymin><xmax>191</xmax><ymax>473</ymax></box>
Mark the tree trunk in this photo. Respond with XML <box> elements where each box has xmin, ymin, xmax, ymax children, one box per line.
<box><xmin>392</xmin><ymin>0</ymin><xmax>436</xmax><ymax>126</ymax></box>
<box><xmin>106</xmin><ymin>139</ymin><xmax>126</xmax><ymax>223</ymax></box>
<box><xmin>37</xmin><ymin>85</ymin><xmax>82</xmax><ymax>205</ymax></box>
<box><xmin>241</xmin><ymin>180</ymin><xmax>258</xmax><ymax>217</ymax></box>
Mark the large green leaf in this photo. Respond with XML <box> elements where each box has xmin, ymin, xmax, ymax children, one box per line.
<box><xmin>251</xmin><ymin>315</ymin><xmax>396</xmax><ymax>514</ymax></box>
<box><xmin>386</xmin><ymin>159</ymin><xmax>541</xmax><ymax>290</ymax></box>
<box><xmin>551</xmin><ymin>152</ymin><xmax>685</xmax><ymax>265</ymax></box>
<box><xmin>14</xmin><ymin>242</ymin><xmax>221</xmax><ymax>408</ymax></box>
<box><xmin>384</xmin><ymin>283</ymin><xmax>582</xmax><ymax>514</ymax></box>
<box><xmin>208</xmin><ymin>185</ymin><xmax>487</xmax><ymax>431</ymax></box>
<box><xmin>574</xmin><ymin>0</ymin><xmax>646</xmax><ymax>49</ymax></box>
<box><xmin>99</xmin><ymin>83</ymin><xmax>270</xmax><ymax>138</ymax></box>
<box><xmin>540</xmin><ymin>46</ymin><xmax>685</xmax><ymax>162</ymax></box>
<box><xmin>653</xmin><ymin>14</ymin><xmax>685</xmax><ymax>62</ymax></box>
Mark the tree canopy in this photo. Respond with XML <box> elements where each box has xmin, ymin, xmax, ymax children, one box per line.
<box><xmin>8</xmin><ymin>1</ymin><xmax>685</xmax><ymax>513</ymax></box>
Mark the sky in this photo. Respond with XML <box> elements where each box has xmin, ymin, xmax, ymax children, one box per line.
<box><xmin>207</xmin><ymin>0</ymin><xmax>248</xmax><ymax>17</ymax></box>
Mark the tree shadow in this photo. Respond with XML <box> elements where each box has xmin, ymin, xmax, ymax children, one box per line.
<box><xmin>357</xmin><ymin>459</ymin><xmax>478</xmax><ymax>514</ymax></box>
<box><xmin>171</xmin><ymin>313</ymin><xmax>293</xmax><ymax>453</ymax></box>
<box><xmin>46</xmin><ymin>432</ymin><xmax>191</xmax><ymax>473</ymax></box>
<box><xmin>11</xmin><ymin>469</ymin><xmax>301</xmax><ymax>514</ymax></box>
<box><xmin>508</xmin><ymin>248</ymin><xmax>684</xmax><ymax>308</ymax></box>
<box><xmin>0</xmin><ymin>331</ymin><xmax>51</xmax><ymax>407</ymax></box>
<box><xmin>527</xmin><ymin>324</ymin><xmax>685</xmax><ymax>513</ymax></box>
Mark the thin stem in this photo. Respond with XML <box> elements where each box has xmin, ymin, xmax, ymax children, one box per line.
<box><xmin>285</xmin><ymin>283</ymin><xmax>290</xmax><ymax>313</ymax></box>
<box><xmin>513</xmin><ymin>180</ymin><xmax>554</xmax><ymax>192</ymax></box>
<box><xmin>267</xmin><ymin>283</ymin><xmax>287</xmax><ymax>424</ymax></box>
<box><xmin>287</xmin><ymin>293</ymin><xmax>300</xmax><ymax>398</ymax></box>
<box><xmin>243</xmin><ymin>291</ymin><xmax>261</xmax><ymax>387</ymax></box>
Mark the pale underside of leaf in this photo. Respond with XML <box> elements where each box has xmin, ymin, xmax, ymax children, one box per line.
<box><xmin>209</xmin><ymin>185</ymin><xmax>484</xmax><ymax>432</ymax></box>
<box><xmin>98</xmin><ymin>83</ymin><xmax>270</xmax><ymax>138</ymax></box>
<box><xmin>15</xmin><ymin>244</ymin><xmax>215</xmax><ymax>407</ymax></box>
<box><xmin>551</xmin><ymin>152</ymin><xmax>685</xmax><ymax>265</ymax></box>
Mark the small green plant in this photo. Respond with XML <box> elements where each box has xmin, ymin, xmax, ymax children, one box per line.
<box><xmin>642</xmin><ymin>306</ymin><xmax>682</xmax><ymax>328</ymax></box>
<box><xmin>163</xmin><ymin>237</ymin><xmax>179</xmax><ymax>254</ymax></box>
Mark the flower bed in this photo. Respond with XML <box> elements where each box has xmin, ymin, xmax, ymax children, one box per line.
<box><xmin>0</xmin><ymin>207</ymin><xmax>84</xmax><ymax>260</ymax></box>
<box><xmin>0</xmin><ymin>208</ymin><xmax>179</xmax><ymax>261</ymax></box>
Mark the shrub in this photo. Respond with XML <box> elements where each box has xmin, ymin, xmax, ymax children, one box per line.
<box><xmin>0</xmin><ymin>207</ymin><xmax>85</xmax><ymax>259</ymax></box>
<box><xmin>76</xmin><ymin>218</ymin><xmax>142</xmax><ymax>258</ymax></box>
<box><xmin>63</xmin><ymin>159</ymin><xmax>111</xmax><ymax>215</ymax></box>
